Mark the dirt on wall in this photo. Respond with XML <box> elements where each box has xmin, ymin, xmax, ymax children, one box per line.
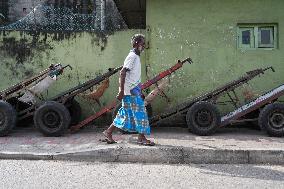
<box><xmin>0</xmin><ymin>30</ymin><xmax>108</xmax><ymax>78</ymax></box>
<box><xmin>0</xmin><ymin>31</ymin><xmax>52</xmax><ymax>77</ymax></box>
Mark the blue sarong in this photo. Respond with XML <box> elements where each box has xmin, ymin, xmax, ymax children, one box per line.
<box><xmin>113</xmin><ymin>95</ymin><xmax>150</xmax><ymax>135</ymax></box>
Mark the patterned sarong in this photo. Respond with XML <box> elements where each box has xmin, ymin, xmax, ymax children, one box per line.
<box><xmin>113</xmin><ymin>95</ymin><xmax>150</xmax><ymax>135</ymax></box>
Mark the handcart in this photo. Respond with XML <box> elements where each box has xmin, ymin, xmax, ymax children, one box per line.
<box><xmin>0</xmin><ymin>64</ymin><xmax>71</xmax><ymax>136</ymax></box>
<box><xmin>0</xmin><ymin>65</ymin><xmax>122</xmax><ymax>136</ymax></box>
<box><xmin>70</xmin><ymin>58</ymin><xmax>193</xmax><ymax>132</ymax></box>
<box><xmin>150</xmin><ymin>66</ymin><xmax>284</xmax><ymax>137</ymax></box>
<box><xmin>221</xmin><ymin>83</ymin><xmax>284</xmax><ymax>137</ymax></box>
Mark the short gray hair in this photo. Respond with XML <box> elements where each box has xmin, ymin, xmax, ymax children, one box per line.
<box><xmin>131</xmin><ymin>34</ymin><xmax>145</xmax><ymax>46</ymax></box>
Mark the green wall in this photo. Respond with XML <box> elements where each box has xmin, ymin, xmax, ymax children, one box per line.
<box><xmin>146</xmin><ymin>0</ymin><xmax>284</xmax><ymax>114</ymax></box>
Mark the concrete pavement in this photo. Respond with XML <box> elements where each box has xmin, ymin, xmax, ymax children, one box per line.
<box><xmin>0</xmin><ymin>125</ymin><xmax>284</xmax><ymax>164</ymax></box>
<box><xmin>1</xmin><ymin>160</ymin><xmax>284</xmax><ymax>189</ymax></box>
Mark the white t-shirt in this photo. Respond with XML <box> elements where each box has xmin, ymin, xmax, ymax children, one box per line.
<box><xmin>123</xmin><ymin>50</ymin><xmax>141</xmax><ymax>95</ymax></box>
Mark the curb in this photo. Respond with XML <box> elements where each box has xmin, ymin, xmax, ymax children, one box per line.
<box><xmin>0</xmin><ymin>153</ymin><xmax>53</xmax><ymax>160</ymax></box>
<box><xmin>1</xmin><ymin>146</ymin><xmax>284</xmax><ymax>165</ymax></box>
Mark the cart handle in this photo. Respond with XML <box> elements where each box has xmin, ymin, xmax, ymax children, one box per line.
<box><xmin>180</xmin><ymin>57</ymin><xmax>193</xmax><ymax>64</ymax></box>
<box><xmin>263</xmin><ymin>66</ymin><xmax>275</xmax><ymax>72</ymax></box>
<box><xmin>62</xmin><ymin>64</ymin><xmax>73</xmax><ymax>70</ymax></box>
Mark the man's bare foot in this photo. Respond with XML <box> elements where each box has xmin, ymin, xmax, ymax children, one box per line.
<box><xmin>137</xmin><ymin>134</ymin><xmax>155</xmax><ymax>146</ymax></box>
<box><xmin>137</xmin><ymin>139</ymin><xmax>155</xmax><ymax>146</ymax></box>
<box><xmin>103</xmin><ymin>130</ymin><xmax>116</xmax><ymax>144</ymax></box>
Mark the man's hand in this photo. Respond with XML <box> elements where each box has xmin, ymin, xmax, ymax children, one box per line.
<box><xmin>116</xmin><ymin>90</ymin><xmax>124</xmax><ymax>101</ymax></box>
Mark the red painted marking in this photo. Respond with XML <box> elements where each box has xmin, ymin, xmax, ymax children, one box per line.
<box><xmin>70</xmin><ymin>100</ymin><xmax>117</xmax><ymax>132</ymax></box>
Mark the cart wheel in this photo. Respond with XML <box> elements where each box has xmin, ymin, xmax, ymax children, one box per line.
<box><xmin>258</xmin><ymin>103</ymin><xmax>284</xmax><ymax>137</ymax></box>
<box><xmin>186</xmin><ymin>101</ymin><xmax>221</xmax><ymax>136</ymax></box>
<box><xmin>67</xmin><ymin>100</ymin><xmax>82</xmax><ymax>126</ymax></box>
<box><xmin>112</xmin><ymin>102</ymin><xmax>153</xmax><ymax>134</ymax></box>
<box><xmin>0</xmin><ymin>100</ymin><xmax>17</xmax><ymax>137</ymax></box>
<box><xmin>34</xmin><ymin>101</ymin><xmax>71</xmax><ymax>137</ymax></box>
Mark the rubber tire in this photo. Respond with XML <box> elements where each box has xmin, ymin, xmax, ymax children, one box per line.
<box><xmin>258</xmin><ymin>103</ymin><xmax>284</xmax><ymax>137</ymax></box>
<box><xmin>186</xmin><ymin>101</ymin><xmax>221</xmax><ymax>136</ymax></box>
<box><xmin>112</xmin><ymin>102</ymin><xmax>153</xmax><ymax>134</ymax></box>
<box><xmin>67</xmin><ymin>100</ymin><xmax>82</xmax><ymax>126</ymax></box>
<box><xmin>0</xmin><ymin>100</ymin><xmax>17</xmax><ymax>137</ymax></box>
<box><xmin>34</xmin><ymin>101</ymin><xmax>71</xmax><ymax>137</ymax></box>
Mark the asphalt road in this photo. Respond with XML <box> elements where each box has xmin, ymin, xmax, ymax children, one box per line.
<box><xmin>0</xmin><ymin>160</ymin><xmax>283</xmax><ymax>189</ymax></box>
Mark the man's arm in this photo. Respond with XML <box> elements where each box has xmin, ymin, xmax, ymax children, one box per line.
<box><xmin>116</xmin><ymin>68</ymin><xmax>128</xmax><ymax>100</ymax></box>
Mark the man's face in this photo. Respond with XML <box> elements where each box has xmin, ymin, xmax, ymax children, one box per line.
<box><xmin>138</xmin><ymin>39</ymin><xmax>145</xmax><ymax>53</ymax></box>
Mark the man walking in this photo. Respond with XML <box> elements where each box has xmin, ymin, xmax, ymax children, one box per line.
<box><xmin>103</xmin><ymin>34</ymin><xmax>154</xmax><ymax>146</ymax></box>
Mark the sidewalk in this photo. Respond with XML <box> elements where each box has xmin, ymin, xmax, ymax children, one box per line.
<box><xmin>0</xmin><ymin>126</ymin><xmax>284</xmax><ymax>164</ymax></box>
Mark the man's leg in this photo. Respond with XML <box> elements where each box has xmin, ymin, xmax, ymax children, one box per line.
<box><xmin>103</xmin><ymin>124</ymin><xmax>116</xmax><ymax>143</ymax></box>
